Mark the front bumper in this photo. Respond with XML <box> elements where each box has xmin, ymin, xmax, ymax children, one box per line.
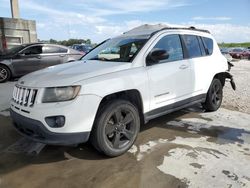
<box><xmin>10</xmin><ymin>109</ymin><xmax>90</xmax><ymax>145</ymax></box>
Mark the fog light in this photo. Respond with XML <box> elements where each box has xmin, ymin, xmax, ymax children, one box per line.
<box><xmin>45</xmin><ymin>116</ymin><xmax>65</xmax><ymax>128</ymax></box>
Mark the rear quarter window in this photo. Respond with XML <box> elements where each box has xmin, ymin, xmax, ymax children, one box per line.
<box><xmin>202</xmin><ymin>37</ymin><xmax>213</xmax><ymax>55</ymax></box>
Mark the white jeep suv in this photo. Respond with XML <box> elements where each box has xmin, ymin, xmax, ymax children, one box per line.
<box><xmin>10</xmin><ymin>24</ymin><xmax>235</xmax><ymax>156</ymax></box>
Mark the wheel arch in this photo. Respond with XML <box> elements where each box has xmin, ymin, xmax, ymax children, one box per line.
<box><xmin>67</xmin><ymin>58</ymin><xmax>76</xmax><ymax>63</ymax></box>
<box><xmin>96</xmin><ymin>89</ymin><xmax>144</xmax><ymax>124</ymax></box>
<box><xmin>213</xmin><ymin>72</ymin><xmax>228</xmax><ymax>86</ymax></box>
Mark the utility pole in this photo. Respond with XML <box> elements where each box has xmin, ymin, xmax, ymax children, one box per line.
<box><xmin>10</xmin><ymin>0</ymin><xmax>20</xmax><ymax>18</ymax></box>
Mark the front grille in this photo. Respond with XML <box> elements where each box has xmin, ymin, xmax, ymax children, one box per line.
<box><xmin>13</xmin><ymin>85</ymin><xmax>38</xmax><ymax>107</ymax></box>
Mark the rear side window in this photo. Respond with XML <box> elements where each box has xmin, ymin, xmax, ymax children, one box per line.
<box><xmin>202</xmin><ymin>37</ymin><xmax>213</xmax><ymax>55</ymax></box>
<box><xmin>43</xmin><ymin>46</ymin><xmax>68</xmax><ymax>54</ymax></box>
<box><xmin>153</xmin><ymin>34</ymin><xmax>183</xmax><ymax>63</ymax></box>
<box><xmin>182</xmin><ymin>35</ymin><xmax>201</xmax><ymax>58</ymax></box>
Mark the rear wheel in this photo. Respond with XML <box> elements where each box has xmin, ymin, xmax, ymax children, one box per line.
<box><xmin>91</xmin><ymin>100</ymin><xmax>140</xmax><ymax>157</ymax></box>
<box><xmin>0</xmin><ymin>65</ymin><xmax>11</xmax><ymax>83</ymax></box>
<box><xmin>202</xmin><ymin>78</ymin><xmax>223</xmax><ymax>112</ymax></box>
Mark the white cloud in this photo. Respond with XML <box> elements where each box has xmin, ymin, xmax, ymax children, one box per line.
<box><xmin>75</xmin><ymin>0</ymin><xmax>190</xmax><ymax>16</ymax></box>
<box><xmin>95</xmin><ymin>25</ymin><xmax>123</xmax><ymax>36</ymax></box>
<box><xmin>93</xmin><ymin>21</ymin><xmax>250</xmax><ymax>43</ymax></box>
<box><xmin>17</xmin><ymin>0</ymin><xmax>249</xmax><ymax>43</ymax></box>
<box><xmin>36</xmin><ymin>23</ymin><xmax>45</xmax><ymax>29</ymax></box>
<box><xmin>20</xmin><ymin>0</ymin><xmax>106</xmax><ymax>26</ymax></box>
<box><xmin>192</xmin><ymin>16</ymin><xmax>232</xmax><ymax>21</ymax></box>
<box><xmin>192</xmin><ymin>23</ymin><xmax>250</xmax><ymax>42</ymax></box>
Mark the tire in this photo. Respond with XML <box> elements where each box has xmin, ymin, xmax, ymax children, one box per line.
<box><xmin>202</xmin><ymin>78</ymin><xmax>223</xmax><ymax>112</ymax></box>
<box><xmin>91</xmin><ymin>99</ymin><xmax>140</xmax><ymax>157</ymax></box>
<box><xmin>0</xmin><ymin>65</ymin><xmax>11</xmax><ymax>83</ymax></box>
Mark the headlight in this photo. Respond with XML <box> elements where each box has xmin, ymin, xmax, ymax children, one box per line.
<box><xmin>42</xmin><ymin>86</ymin><xmax>81</xmax><ymax>103</ymax></box>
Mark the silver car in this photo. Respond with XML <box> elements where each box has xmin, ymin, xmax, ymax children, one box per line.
<box><xmin>0</xmin><ymin>43</ymin><xmax>83</xmax><ymax>83</ymax></box>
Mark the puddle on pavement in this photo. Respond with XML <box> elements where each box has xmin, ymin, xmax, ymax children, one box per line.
<box><xmin>4</xmin><ymin>137</ymin><xmax>46</xmax><ymax>155</ymax></box>
<box><xmin>165</xmin><ymin>108</ymin><xmax>250</xmax><ymax>145</ymax></box>
<box><xmin>165</xmin><ymin>121</ymin><xmax>250</xmax><ymax>145</ymax></box>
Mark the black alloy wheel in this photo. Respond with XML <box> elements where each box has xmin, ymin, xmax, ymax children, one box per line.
<box><xmin>0</xmin><ymin>65</ymin><xmax>10</xmax><ymax>83</ymax></box>
<box><xmin>202</xmin><ymin>78</ymin><xmax>223</xmax><ymax>112</ymax></box>
<box><xmin>91</xmin><ymin>100</ymin><xmax>140</xmax><ymax>157</ymax></box>
<box><xmin>104</xmin><ymin>107</ymin><xmax>137</xmax><ymax>149</ymax></box>
<box><xmin>211</xmin><ymin>81</ymin><xmax>222</xmax><ymax>107</ymax></box>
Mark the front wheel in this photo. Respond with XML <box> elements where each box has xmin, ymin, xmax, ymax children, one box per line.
<box><xmin>91</xmin><ymin>100</ymin><xmax>140</xmax><ymax>157</ymax></box>
<box><xmin>202</xmin><ymin>78</ymin><xmax>223</xmax><ymax>112</ymax></box>
<box><xmin>0</xmin><ymin>65</ymin><xmax>11</xmax><ymax>83</ymax></box>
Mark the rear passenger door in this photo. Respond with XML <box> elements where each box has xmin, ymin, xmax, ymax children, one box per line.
<box><xmin>181</xmin><ymin>35</ymin><xmax>213</xmax><ymax>94</ymax></box>
<box><xmin>146</xmin><ymin>34</ymin><xmax>193</xmax><ymax>110</ymax></box>
<box><xmin>40</xmin><ymin>45</ymin><xmax>69</xmax><ymax>69</ymax></box>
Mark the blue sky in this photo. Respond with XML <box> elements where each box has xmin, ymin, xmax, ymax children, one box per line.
<box><xmin>0</xmin><ymin>0</ymin><xmax>250</xmax><ymax>43</ymax></box>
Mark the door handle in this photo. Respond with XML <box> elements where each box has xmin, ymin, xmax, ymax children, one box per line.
<box><xmin>36</xmin><ymin>55</ymin><xmax>41</xmax><ymax>59</ymax></box>
<box><xmin>60</xmin><ymin>54</ymin><xmax>66</xmax><ymax>57</ymax></box>
<box><xmin>179</xmin><ymin>64</ymin><xmax>188</xmax><ymax>69</ymax></box>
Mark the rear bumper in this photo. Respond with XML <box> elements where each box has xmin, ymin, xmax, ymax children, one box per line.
<box><xmin>10</xmin><ymin>109</ymin><xmax>90</xmax><ymax>145</ymax></box>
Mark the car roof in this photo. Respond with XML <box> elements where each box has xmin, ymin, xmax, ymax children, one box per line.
<box><xmin>22</xmin><ymin>42</ymin><xmax>67</xmax><ymax>48</ymax></box>
<box><xmin>122</xmin><ymin>24</ymin><xmax>210</xmax><ymax>37</ymax></box>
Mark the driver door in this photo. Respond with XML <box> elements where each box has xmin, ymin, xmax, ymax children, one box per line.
<box><xmin>12</xmin><ymin>45</ymin><xmax>43</xmax><ymax>76</ymax></box>
<box><xmin>146</xmin><ymin>34</ymin><xmax>193</xmax><ymax>111</ymax></box>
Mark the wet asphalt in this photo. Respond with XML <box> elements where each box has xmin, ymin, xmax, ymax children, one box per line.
<box><xmin>0</xmin><ymin>104</ymin><xmax>250</xmax><ymax>188</ymax></box>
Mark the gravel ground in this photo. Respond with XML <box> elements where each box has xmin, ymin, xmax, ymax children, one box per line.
<box><xmin>222</xmin><ymin>60</ymin><xmax>250</xmax><ymax>114</ymax></box>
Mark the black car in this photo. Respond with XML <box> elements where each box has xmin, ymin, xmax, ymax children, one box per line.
<box><xmin>0</xmin><ymin>43</ymin><xmax>83</xmax><ymax>83</ymax></box>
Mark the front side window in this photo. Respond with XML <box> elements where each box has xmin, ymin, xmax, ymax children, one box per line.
<box><xmin>22</xmin><ymin>46</ymin><xmax>42</xmax><ymax>55</ymax></box>
<box><xmin>182</xmin><ymin>35</ymin><xmax>202</xmax><ymax>58</ymax></box>
<box><xmin>82</xmin><ymin>36</ymin><xmax>148</xmax><ymax>62</ymax></box>
<box><xmin>152</xmin><ymin>34</ymin><xmax>183</xmax><ymax>63</ymax></box>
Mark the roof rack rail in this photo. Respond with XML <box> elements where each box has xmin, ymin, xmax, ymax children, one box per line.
<box><xmin>150</xmin><ymin>26</ymin><xmax>210</xmax><ymax>37</ymax></box>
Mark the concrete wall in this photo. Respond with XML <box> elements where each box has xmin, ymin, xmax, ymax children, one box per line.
<box><xmin>0</xmin><ymin>17</ymin><xmax>37</xmax><ymax>51</ymax></box>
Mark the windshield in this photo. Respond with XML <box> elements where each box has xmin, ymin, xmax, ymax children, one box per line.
<box><xmin>82</xmin><ymin>35</ymin><xmax>149</xmax><ymax>62</ymax></box>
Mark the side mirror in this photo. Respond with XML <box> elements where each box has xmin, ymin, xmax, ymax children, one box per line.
<box><xmin>146</xmin><ymin>48</ymin><xmax>169</xmax><ymax>65</ymax></box>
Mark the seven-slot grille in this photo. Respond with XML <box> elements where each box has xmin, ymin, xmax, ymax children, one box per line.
<box><xmin>12</xmin><ymin>85</ymin><xmax>38</xmax><ymax>107</ymax></box>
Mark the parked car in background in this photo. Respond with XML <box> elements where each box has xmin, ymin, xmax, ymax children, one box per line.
<box><xmin>220</xmin><ymin>48</ymin><xmax>232</xmax><ymax>62</ymax></box>
<box><xmin>242</xmin><ymin>49</ymin><xmax>250</xmax><ymax>60</ymax></box>
<box><xmin>229</xmin><ymin>48</ymin><xmax>245</xmax><ymax>59</ymax></box>
<box><xmin>0</xmin><ymin>43</ymin><xmax>83</xmax><ymax>83</ymax></box>
<box><xmin>72</xmin><ymin>44</ymin><xmax>92</xmax><ymax>55</ymax></box>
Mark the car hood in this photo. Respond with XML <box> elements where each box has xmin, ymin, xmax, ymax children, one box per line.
<box><xmin>18</xmin><ymin>60</ymin><xmax>132</xmax><ymax>87</ymax></box>
<box><xmin>0</xmin><ymin>54</ymin><xmax>14</xmax><ymax>59</ymax></box>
